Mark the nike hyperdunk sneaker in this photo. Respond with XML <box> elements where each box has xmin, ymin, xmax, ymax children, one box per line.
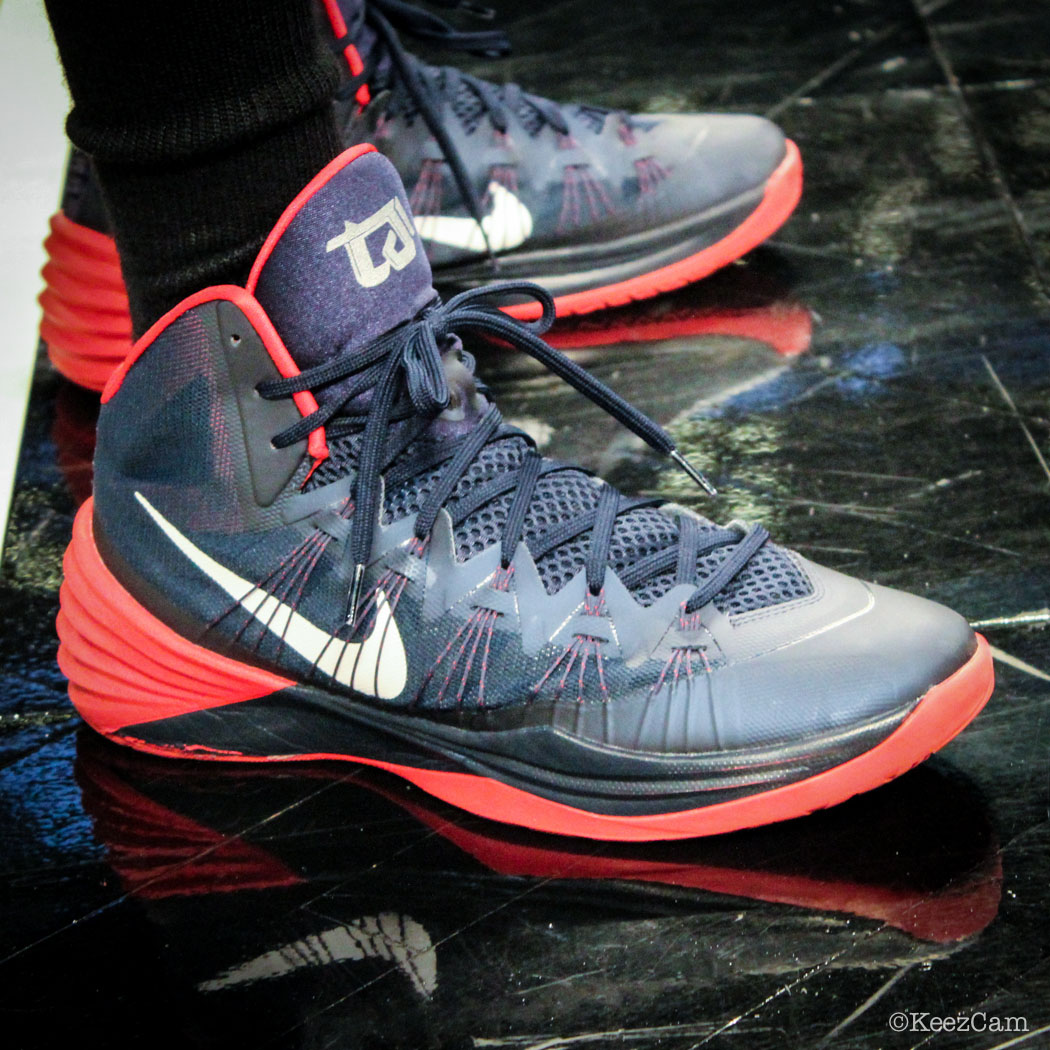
<box><xmin>40</xmin><ymin>0</ymin><xmax>802</xmax><ymax>391</ymax></box>
<box><xmin>57</xmin><ymin>146</ymin><xmax>991</xmax><ymax>841</ymax></box>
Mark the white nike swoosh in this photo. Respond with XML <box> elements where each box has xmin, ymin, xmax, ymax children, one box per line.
<box><xmin>134</xmin><ymin>492</ymin><xmax>407</xmax><ymax>700</ymax></box>
<box><xmin>414</xmin><ymin>181</ymin><xmax>533</xmax><ymax>253</ymax></box>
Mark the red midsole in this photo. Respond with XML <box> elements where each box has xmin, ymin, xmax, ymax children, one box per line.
<box><xmin>59</xmin><ymin>501</ymin><xmax>295</xmax><ymax>735</ymax></box>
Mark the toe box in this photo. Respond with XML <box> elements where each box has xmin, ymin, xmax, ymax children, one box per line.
<box><xmin>641</xmin><ymin>112</ymin><xmax>789</xmax><ymax>212</ymax></box>
<box><xmin>702</xmin><ymin>562</ymin><xmax>978</xmax><ymax>750</ymax></box>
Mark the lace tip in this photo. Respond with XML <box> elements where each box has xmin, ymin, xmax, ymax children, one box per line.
<box><xmin>346</xmin><ymin>563</ymin><xmax>366</xmax><ymax>626</ymax></box>
<box><xmin>670</xmin><ymin>448</ymin><xmax>718</xmax><ymax>497</ymax></box>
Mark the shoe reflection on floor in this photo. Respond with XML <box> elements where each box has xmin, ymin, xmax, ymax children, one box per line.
<box><xmin>74</xmin><ymin>728</ymin><xmax>1000</xmax><ymax>1043</ymax></box>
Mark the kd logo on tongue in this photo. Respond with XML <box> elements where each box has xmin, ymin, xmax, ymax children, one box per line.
<box><xmin>325</xmin><ymin>198</ymin><xmax>418</xmax><ymax>289</ymax></box>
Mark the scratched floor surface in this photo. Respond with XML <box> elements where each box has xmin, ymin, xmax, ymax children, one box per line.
<box><xmin>2</xmin><ymin>1</ymin><xmax>1049</xmax><ymax>1047</ymax></box>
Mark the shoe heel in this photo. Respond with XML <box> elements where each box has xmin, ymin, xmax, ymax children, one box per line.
<box><xmin>58</xmin><ymin>500</ymin><xmax>292</xmax><ymax>741</ymax></box>
<box><xmin>40</xmin><ymin>213</ymin><xmax>133</xmax><ymax>392</ymax></box>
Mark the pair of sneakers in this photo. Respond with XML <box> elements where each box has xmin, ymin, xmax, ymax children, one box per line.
<box><xmin>50</xmin><ymin>0</ymin><xmax>993</xmax><ymax>841</ymax></box>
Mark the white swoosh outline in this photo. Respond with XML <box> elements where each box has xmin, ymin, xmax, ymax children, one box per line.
<box><xmin>414</xmin><ymin>181</ymin><xmax>533</xmax><ymax>253</ymax></box>
<box><xmin>134</xmin><ymin>492</ymin><xmax>407</xmax><ymax>700</ymax></box>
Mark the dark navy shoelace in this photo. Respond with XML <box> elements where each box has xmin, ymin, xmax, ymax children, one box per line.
<box><xmin>334</xmin><ymin>0</ymin><xmax>610</xmax><ymax>259</ymax></box>
<box><xmin>258</xmin><ymin>282</ymin><xmax>766</xmax><ymax>624</ymax></box>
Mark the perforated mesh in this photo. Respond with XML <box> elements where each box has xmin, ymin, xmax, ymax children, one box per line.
<box><xmin>303</xmin><ymin>408</ymin><xmax>811</xmax><ymax>613</ymax></box>
<box><xmin>608</xmin><ymin>507</ymin><xmax>679</xmax><ymax>571</ymax></box>
<box><xmin>457</xmin><ymin>492</ymin><xmax>512</xmax><ymax>560</ymax></box>
<box><xmin>525</xmin><ymin>470</ymin><xmax>595</xmax><ymax>592</ymax></box>
<box><xmin>525</xmin><ymin>471</ymin><xmax>600</xmax><ymax>538</ymax></box>
<box><xmin>450</xmin><ymin>438</ymin><xmax>525</xmax><ymax>560</ymax></box>
<box><xmin>629</xmin><ymin>542</ymin><xmax>812</xmax><ymax>616</ymax></box>
<box><xmin>515</xmin><ymin>97</ymin><xmax>546</xmax><ymax>136</ymax></box>
<box><xmin>630</xmin><ymin>566</ymin><xmax>679</xmax><ymax>608</ymax></box>
<box><xmin>386</xmin><ymin>464</ymin><xmax>442</xmax><ymax>522</ymax></box>
<box><xmin>526</xmin><ymin>480</ymin><xmax>688</xmax><ymax>598</ymax></box>
<box><xmin>448</xmin><ymin>81</ymin><xmax>550</xmax><ymax>138</ymax></box>
<box><xmin>534</xmin><ymin>539</ymin><xmax>586</xmax><ymax>593</ymax></box>
<box><xmin>716</xmin><ymin>545</ymin><xmax>812</xmax><ymax>617</ymax></box>
<box><xmin>452</xmin><ymin>437</ymin><xmax>526</xmax><ymax>497</ymax></box>
<box><xmin>308</xmin><ymin>433</ymin><xmax>360</xmax><ymax>489</ymax></box>
<box><xmin>406</xmin><ymin>65</ymin><xmax>558</xmax><ymax>138</ymax></box>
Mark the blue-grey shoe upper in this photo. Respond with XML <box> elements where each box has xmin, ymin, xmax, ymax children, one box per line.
<box><xmin>91</xmin><ymin>149</ymin><xmax>975</xmax><ymax>767</ymax></box>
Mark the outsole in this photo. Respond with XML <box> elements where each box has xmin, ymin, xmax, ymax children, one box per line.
<box><xmin>41</xmin><ymin>140</ymin><xmax>803</xmax><ymax>392</ymax></box>
<box><xmin>59</xmin><ymin>499</ymin><xmax>994</xmax><ymax>843</ymax></box>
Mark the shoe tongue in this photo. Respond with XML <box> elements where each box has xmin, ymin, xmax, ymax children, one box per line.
<box><xmin>249</xmin><ymin>146</ymin><xmax>434</xmax><ymax>369</ymax></box>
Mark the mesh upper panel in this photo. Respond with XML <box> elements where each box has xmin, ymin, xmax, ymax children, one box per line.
<box><xmin>452</xmin><ymin>437</ymin><xmax>525</xmax><ymax>495</ymax></box>
<box><xmin>609</xmin><ymin>507</ymin><xmax>679</xmax><ymax>569</ymax></box>
<box><xmin>515</xmin><ymin>97</ymin><xmax>546</xmax><ymax>136</ymax></box>
<box><xmin>309</xmin><ymin>432</ymin><xmax>360</xmax><ymax>490</ymax></box>
<box><xmin>716</xmin><ymin>545</ymin><xmax>813</xmax><ymax>617</ymax></box>
<box><xmin>525</xmin><ymin>471</ymin><xmax>600</xmax><ymax>537</ymax></box>
<box><xmin>457</xmin><ymin>493</ymin><xmax>512</xmax><ymax>560</ymax></box>
<box><xmin>387</xmin><ymin>464</ymin><xmax>443</xmax><ymax>522</ymax></box>
<box><xmin>312</xmin><ymin>424</ymin><xmax>812</xmax><ymax>616</ymax></box>
<box><xmin>439</xmin><ymin>70</ymin><xmax>552</xmax><ymax>138</ymax></box>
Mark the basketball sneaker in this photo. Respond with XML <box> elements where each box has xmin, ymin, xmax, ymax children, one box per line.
<box><xmin>58</xmin><ymin>146</ymin><xmax>991</xmax><ymax>840</ymax></box>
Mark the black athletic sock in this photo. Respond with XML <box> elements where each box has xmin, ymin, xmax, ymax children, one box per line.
<box><xmin>44</xmin><ymin>0</ymin><xmax>343</xmax><ymax>336</ymax></box>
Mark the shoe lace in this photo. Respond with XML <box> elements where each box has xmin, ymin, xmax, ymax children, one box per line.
<box><xmin>332</xmin><ymin>0</ymin><xmax>615</xmax><ymax>258</ymax></box>
<box><xmin>258</xmin><ymin>282</ymin><xmax>767</xmax><ymax>624</ymax></box>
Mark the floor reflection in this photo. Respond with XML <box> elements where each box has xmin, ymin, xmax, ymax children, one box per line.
<box><xmin>544</xmin><ymin>256</ymin><xmax>813</xmax><ymax>359</ymax></box>
<box><xmin>71</xmin><ymin>728</ymin><xmax>1002</xmax><ymax>1046</ymax></box>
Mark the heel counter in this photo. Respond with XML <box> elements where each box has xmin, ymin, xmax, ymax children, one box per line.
<box><xmin>91</xmin><ymin>291</ymin><xmax>312</xmax><ymax>630</ymax></box>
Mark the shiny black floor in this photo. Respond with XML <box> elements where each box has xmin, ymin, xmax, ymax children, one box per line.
<box><xmin>2</xmin><ymin>2</ymin><xmax>1049</xmax><ymax>1048</ymax></box>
